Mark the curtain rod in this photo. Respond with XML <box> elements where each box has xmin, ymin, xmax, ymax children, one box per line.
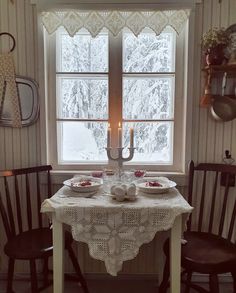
<box><xmin>31</xmin><ymin>0</ymin><xmax>201</xmax><ymax>9</ymax></box>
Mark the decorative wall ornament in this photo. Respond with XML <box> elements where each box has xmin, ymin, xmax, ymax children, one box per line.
<box><xmin>41</xmin><ymin>9</ymin><xmax>190</xmax><ymax>38</ymax></box>
<box><xmin>0</xmin><ymin>32</ymin><xmax>21</xmax><ymax>128</ymax></box>
<box><xmin>0</xmin><ymin>76</ymin><xmax>39</xmax><ymax>127</ymax></box>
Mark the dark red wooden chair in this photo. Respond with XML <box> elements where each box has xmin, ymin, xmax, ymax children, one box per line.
<box><xmin>0</xmin><ymin>165</ymin><xmax>89</xmax><ymax>293</ymax></box>
<box><xmin>159</xmin><ymin>161</ymin><xmax>236</xmax><ymax>293</ymax></box>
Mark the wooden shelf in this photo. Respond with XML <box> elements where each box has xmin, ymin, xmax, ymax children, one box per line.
<box><xmin>200</xmin><ymin>64</ymin><xmax>236</xmax><ymax>107</ymax></box>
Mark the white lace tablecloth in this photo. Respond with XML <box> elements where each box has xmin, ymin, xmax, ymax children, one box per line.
<box><xmin>41</xmin><ymin>186</ymin><xmax>193</xmax><ymax>276</ymax></box>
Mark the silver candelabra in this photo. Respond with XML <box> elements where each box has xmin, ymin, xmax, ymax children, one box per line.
<box><xmin>105</xmin><ymin>147</ymin><xmax>135</xmax><ymax>178</ymax></box>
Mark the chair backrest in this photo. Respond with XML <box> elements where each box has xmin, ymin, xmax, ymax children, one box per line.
<box><xmin>187</xmin><ymin>161</ymin><xmax>236</xmax><ymax>243</ymax></box>
<box><xmin>0</xmin><ymin>165</ymin><xmax>52</xmax><ymax>240</ymax></box>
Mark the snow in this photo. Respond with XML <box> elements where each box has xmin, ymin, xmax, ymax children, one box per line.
<box><xmin>60</xmin><ymin>122</ymin><xmax>108</xmax><ymax>162</ymax></box>
<box><xmin>56</xmin><ymin>29</ymin><xmax>176</xmax><ymax>164</ymax></box>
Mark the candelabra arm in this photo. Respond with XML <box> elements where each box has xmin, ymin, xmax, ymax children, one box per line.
<box><xmin>105</xmin><ymin>147</ymin><xmax>119</xmax><ymax>161</ymax></box>
<box><xmin>122</xmin><ymin>147</ymin><xmax>135</xmax><ymax>162</ymax></box>
<box><xmin>105</xmin><ymin>147</ymin><xmax>135</xmax><ymax>179</ymax></box>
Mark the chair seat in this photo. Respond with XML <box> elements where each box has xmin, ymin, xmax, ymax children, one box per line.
<box><xmin>164</xmin><ymin>231</ymin><xmax>236</xmax><ymax>274</ymax></box>
<box><xmin>182</xmin><ymin>231</ymin><xmax>236</xmax><ymax>273</ymax></box>
<box><xmin>4</xmin><ymin>227</ymin><xmax>73</xmax><ymax>260</ymax></box>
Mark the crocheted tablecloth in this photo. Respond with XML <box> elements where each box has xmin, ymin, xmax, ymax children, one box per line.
<box><xmin>41</xmin><ymin>186</ymin><xmax>193</xmax><ymax>276</ymax></box>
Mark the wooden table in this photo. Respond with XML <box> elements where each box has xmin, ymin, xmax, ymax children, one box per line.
<box><xmin>49</xmin><ymin>212</ymin><xmax>182</xmax><ymax>293</ymax></box>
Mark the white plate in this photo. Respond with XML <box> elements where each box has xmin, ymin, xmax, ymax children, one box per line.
<box><xmin>63</xmin><ymin>176</ymin><xmax>103</xmax><ymax>193</ymax></box>
<box><xmin>136</xmin><ymin>177</ymin><xmax>176</xmax><ymax>194</ymax></box>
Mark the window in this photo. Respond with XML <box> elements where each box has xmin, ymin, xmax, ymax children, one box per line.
<box><xmin>122</xmin><ymin>29</ymin><xmax>175</xmax><ymax>165</ymax></box>
<box><xmin>46</xmin><ymin>24</ymin><xmax>188</xmax><ymax>172</ymax></box>
<box><xmin>56</xmin><ymin>30</ymin><xmax>109</xmax><ymax>163</ymax></box>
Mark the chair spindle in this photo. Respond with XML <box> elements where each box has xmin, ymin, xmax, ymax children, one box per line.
<box><xmin>219</xmin><ymin>173</ymin><xmax>230</xmax><ymax>237</ymax></box>
<box><xmin>187</xmin><ymin>161</ymin><xmax>194</xmax><ymax>231</ymax></box>
<box><xmin>36</xmin><ymin>172</ymin><xmax>42</xmax><ymax>228</ymax></box>
<box><xmin>4</xmin><ymin>177</ymin><xmax>16</xmax><ymax>236</ymax></box>
<box><xmin>25</xmin><ymin>174</ymin><xmax>32</xmax><ymax>230</ymax></box>
<box><xmin>0</xmin><ymin>192</ymin><xmax>12</xmax><ymax>239</ymax></box>
<box><xmin>228</xmin><ymin>199</ymin><xmax>236</xmax><ymax>242</ymax></box>
<box><xmin>14</xmin><ymin>175</ymin><xmax>23</xmax><ymax>234</ymax></box>
<box><xmin>208</xmin><ymin>172</ymin><xmax>218</xmax><ymax>233</ymax></box>
<box><xmin>198</xmin><ymin>170</ymin><xmax>206</xmax><ymax>232</ymax></box>
<box><xmin>47</xmin><ymin>170</ymin><xmax>52</xmax><ymax>198</ymax></box>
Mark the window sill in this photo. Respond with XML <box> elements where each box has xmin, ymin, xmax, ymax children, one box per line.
<box><xmin>50</xmin><ymin>170</ymin><xmax>188</xmax><ymax>186</ymax></box>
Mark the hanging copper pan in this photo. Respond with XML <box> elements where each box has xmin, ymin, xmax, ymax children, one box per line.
<box><xmin>210</xmin><ymin>72</ymin><xmax>236</xmax><ymax>122</ymax></box>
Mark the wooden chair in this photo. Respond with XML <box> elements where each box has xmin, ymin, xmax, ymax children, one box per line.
<box><xmin>0</xmin><ymin>165</ymin><xmax>89</xmax><ymax>293</ymax></box>
<box><xmin>159</xmin><ymin>161</ymin><xmax>236</xmax><ymax>293</ymax></box>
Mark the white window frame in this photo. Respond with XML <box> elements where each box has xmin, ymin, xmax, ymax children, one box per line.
<box><xmin>37</xmin><ymin>6</ymin><xmax>195</xmax><ymax>176</ymax></box>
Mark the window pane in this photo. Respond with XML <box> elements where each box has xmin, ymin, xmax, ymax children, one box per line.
<box><xmin>58</xmin><ymin>31</ymin><xmax>108</xmax><ymax>72</ymax></box>
<box><xmin>123</xmin><ymin>31</ymin><xmax>175</xmax><ymax>72</ymax></box>
<box><xmin>123</xmin><ymin>122</ymin><xmax>173</xmax><ymax>163</ymax></box>
<box><xmin>57</xmin><ymin>77</ymin><xmax>108</xmax><ymax>119</ymax></box>
<box><xmin>123</xmin><ymin>77</ymin><xmax>174</xmax><ymax>119</ymax></box>
<box><xmin>58</xmin><ymin>122</ymin><xmax>108</xmax><ymax>163</ymax></box>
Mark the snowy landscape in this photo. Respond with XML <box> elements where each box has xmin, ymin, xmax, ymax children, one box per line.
<box><xmin>56</xmin><ymin>28</ymin><xmax>175</xmax><ymax>164</ymax></box>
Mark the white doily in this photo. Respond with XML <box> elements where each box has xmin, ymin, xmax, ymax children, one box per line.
<box><xmin>41</xmin><ymin>186</ymin><xmax>193</xmax><ymax>276</ymax></box>
<box><xmin>41</xmin><ymin>9</ymin><xmax>190</xmax><ymax>38</ymax></box>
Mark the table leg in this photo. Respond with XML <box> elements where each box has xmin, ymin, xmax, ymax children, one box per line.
<box><xmin>170</xmin><ymin>215</ymin><xmax>181</xmax><ymax>293</ymax></box>
<box><xmin>52</xmin><ymin>214</ymin><xmax>64</xmax><ymax>293</ymax></box>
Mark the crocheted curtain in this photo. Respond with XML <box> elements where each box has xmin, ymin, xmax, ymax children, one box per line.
<box><xmin>41</xmin><ymin>9</ymin><xmax>190</xmax><ymax>37</ymax></box>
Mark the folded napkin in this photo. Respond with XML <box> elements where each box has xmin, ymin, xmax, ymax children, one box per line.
<box><xmin>110</xmin><ymin>183</ymin><xmax>136</xmax><ymax>201</ymax></box>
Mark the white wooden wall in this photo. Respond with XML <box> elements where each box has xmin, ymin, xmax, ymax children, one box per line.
<box><xmin>191</xmin><ymin>0</ymin><xmax>236</xmax><ymax>164</ymax></box>
<box><xmin>0</xmin><ymin>0</ymin><xmax>40</xmax><ymax>171</ymax></box>
<box><xmin>0</xmin><ymin>0</ymin><xmax>236</xmax><ymax>275</ymax></box>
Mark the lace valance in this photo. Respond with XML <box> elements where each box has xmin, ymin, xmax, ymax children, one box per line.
<box><xmin>41</xmin><ymin>9</ymin><xmax>190</xmax><ymax>37</ymax></box>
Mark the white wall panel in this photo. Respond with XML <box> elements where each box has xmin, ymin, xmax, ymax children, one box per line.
<box><xmin>0</xmin><ymin>0</ymin><xmax>235</xmax><ymax>276</ymax></box>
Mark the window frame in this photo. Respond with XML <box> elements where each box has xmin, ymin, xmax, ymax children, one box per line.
<box><xmin>41</xmin><ymin>15</ymin><xmax>194</xmax><ymax>174</ymax></box>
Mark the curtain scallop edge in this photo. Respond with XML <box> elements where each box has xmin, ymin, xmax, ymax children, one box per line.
<box><xmin>41</xmin><ymin>9</ymin><xmax>190</xmax><ymax>37</ymax></box>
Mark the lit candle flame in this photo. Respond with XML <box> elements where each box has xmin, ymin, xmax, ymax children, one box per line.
<box><xmin>118</xmin><ymin>122</ymin><xmax>121</xmax><ymax>128</ymax></box>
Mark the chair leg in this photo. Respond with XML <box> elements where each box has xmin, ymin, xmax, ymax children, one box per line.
<box><xmin>159</xmin><ymin>258</ymin><xmax>169</xmax><ymax>293</ymax></box>
<box><xmin>184</xmin><ymin>271</ymin><xmax>192</xmax><ymax>293</ymax></box>
<box><xmin>7</xmin><ymin>258</ymin><xmax>15</xmax><ymax>293</ymax></box>
<box><xmin>209</xmin><ymin>274</ymin><xmax>219</xmax><ymax>293</ymax></box>
<box><xmin>67</xmin><ymin>245</ymin><xmax>90</xmax><ymax>293</ymax></box>
<box><xmin>231</xmin><ymin>271</ymin><xmax>236</xmax><ymax>293</ymax></box>
<box><xmin>43</xmin><ymin>257</ymin><xmax>49</xmax><ymax>286</ymax></box>
<box><xmin>29</xmin><ymin>259</ymin><xmax>38</xmax><ymax>293</ymax></box>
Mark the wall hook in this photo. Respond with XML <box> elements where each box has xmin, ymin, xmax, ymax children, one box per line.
<box><xmin>223</xmin><ymin>149</ymin><xmax>235</xmax><ymax>165</ymax></box>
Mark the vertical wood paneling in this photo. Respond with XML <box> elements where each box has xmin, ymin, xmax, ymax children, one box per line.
<box><xmin>213</xmin><ymin>1</ymin><xmax>224</xmax><ymax>162</ymax></box>
<box><xmin>0</xmin><ymin>0</ymin><xmax>40</xmax><ymax>274</ymax></box>
<box><xmin>0</xmin><ymin>0</ymin><xmax>236</xmax><ymax>276</ymax></box>
<box><xmin>191</xmin><ymin>4</ymin><xmax>203</xmax><ymax>164</ymax></box>
<box><xmin>209</xmin><ymin>0</ymin><xmax>220</xmax><ymax>162</ymax></box>
<box><xmin>197</xmin><ymin>0</ymin><xmax>212</xmax><ymax>163</ymax></box>
<box><xmin>192</xmin><ymin>0</ymin><xmax>236</xmax><ymax>166</ymax></box>
<box><xmin>205</xmin><ymin>0</ymin><xmax>219</xmax><ymax>163</ymax></box>
<box><xmin>10</xmin><ymin>0</ymin><xmax>22</xmax><ymax>170</ymax></box>
<box><xmin>229</xmin><ymin>0</ymin><xmax>236</xmax><ymax>24</ymax></box>
<box><xmin>220</xmin><ymin>0</ymin><xmax>232</xmax><ymax>162</ymax></box>
<box><xmin>25</xmin><ymin>1</ymin><xmax>38</xmax><ymax>166</ymax></box>
<box><xmin>231</xmin><ymin>121</ymin><xmax>236</xmax><ymax>165</ymax></box>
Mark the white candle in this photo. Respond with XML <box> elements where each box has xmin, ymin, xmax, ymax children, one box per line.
<box><xmin>107</xmin><ymin>123</ymin><xmax>111</xmax><ymax>148</ymax></box>
<box><xmin>118</xmin><ymin>122</ymin><xmax>122</xmax><ymax>148</ymax></box>
<box><xmin>130</xmin><ymin>127</ymin><xmax>134</xmax><ymax>148</ymax></box>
